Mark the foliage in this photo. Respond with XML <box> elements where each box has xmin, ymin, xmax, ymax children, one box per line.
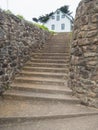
<box><xmin>59</xmin><ymin>5</ymin><xmax>72</xmax><ymax>15</ymax></box>
<box><xmin>3</xmin><ymin>9</ymin><xmax>53</xmax><ymax>33</ymax></box>
<box><xmin>16</xmin><ymin>14</ymin><xmax>25</xmax><ymax>20</ymax></box>
<box><xmin>4</xmin><ymin>9</ymin><xmax>13</xmax><ymax>14</ymax></box>
<box><xmin>34</xmin><ymin>23</ymin><xmax>49</xmax><ymax>31</ymax></box>
<box><xmin>32</xmin><ymin>18</ymin><xmax>38</xmax><ymax>22</ymax></box>
<box><xmin>33</xmin><ymin>12</ymin><xmax>53</xmax><ymax>23</ymax></box>
<box><xmin>35</xmin><ymin>24</ymin><xmax>55</xmax><ymax>34</ymax></box>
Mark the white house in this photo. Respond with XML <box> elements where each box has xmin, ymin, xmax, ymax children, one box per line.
<box><xmin>44</xmin><ymin>9</ymin><xmax>73</xmax><ymax>32</ymax></box>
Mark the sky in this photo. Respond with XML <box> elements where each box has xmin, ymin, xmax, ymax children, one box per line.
<box><xmin>0</xmin><ymin>0</ymin><xmax>81</xmax><ymax>21</ymax></box>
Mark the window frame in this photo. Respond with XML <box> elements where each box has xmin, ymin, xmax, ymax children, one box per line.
<box><xmin>52</xmin><ymin>15</ymin><xmax>55</xmax><ymax>20</ymax></box>
<box><xmin>51</xmin><ymin>24</ymin><xmax>55</xmax><ymax>30</ymax></box>
<box><xmin>56</xmin><ymin>15</ymin><xmax>60</xmax><ymax>21</ymax></box>
<box><xmin>61</xmin><ymin>14</ymin><xmax>65</xmax><ymax>18</ymax></box>
<box><xmin>61</xmin><ymin>23</ymin><xmax>65</xmax><ymax>30</ymax></box>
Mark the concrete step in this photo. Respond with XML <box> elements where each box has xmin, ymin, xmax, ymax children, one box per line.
<box><xmin>32</xmin><ymin>55</ymin><xmax>69</xmax><ymax>60</ymax></box>
<box><xmin>13</xmin><ymin>76</ymin><xmax>67</xmax><ymax>86</ymax></box>
<box><xmin>3</xmin><ymin>89</ymin><xmax>79</xmax><ymax>103</ymax></box>
<box><xmin>25</xmin><ymin>62</ymin><xmax>69</xmax><ymax>68</ymax></box>
<box><xmin>19</xmin><ymin>71</ymin><xmax>68</xmax><ymax>79</ymax></box>
<box><xmin>1</xmin><ymin>115</ymin><xmax>98</xmax><ymax>130</ymax></box>
<box><xmin>37</xmin><ymin>50</ymin><xmax>69</xmax><ymax>53</ymax></box>
<box><xmin>10</xmin><ymin>83</ymin><xmax>70</xmax><ymax>92</ymax></box>
<box><xmin>0</xmin><ymin>97</ymin><xmax>97</xmax><ymax>122</ymax></box>
<box><xmin>39</xmin><ymin>50</ymin><xmax>69</xmax><ymax>53</ymax></box>
<box><xmin>41</xmin><ymin>47</ymin><xmax>70</xmax><ymax>50</ymax></box>
<box><xmin>30</xmin><ymin>58</ymin><xmax>69</xmax><ymax>63</ymax></box>
<box><xmin>22</xmin><ymin>66</ymin><xmax>69</xmax><ymax>73</ymax></box>
<box><xmin>42</xmin><ymin>46</ymin><xmax>69</xmax><ymax>49</ymax></box>
<box><xmin>46</xmin><ymin>42</ymin><xmax>69</xmax><ymax>45</ymax></box>
<box><xmin>31</xmin><ymin>53</ymin><xmax>69</xmax><ymax>56</ymax></box>
<box><xmin>10</xmin><ymin>83</ymin><xmax>72</xmax><ymax>95</ymax></box>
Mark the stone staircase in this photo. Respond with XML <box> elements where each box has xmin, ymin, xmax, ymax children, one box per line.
<box><xmin>0</xmin><ymin>33</ymin><xmax>98</xmax><ymax>130</ymax></box>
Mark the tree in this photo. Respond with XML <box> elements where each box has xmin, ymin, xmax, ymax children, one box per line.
<box><xmin>59</xmin><ymin>5</ymin><xmax>72</xmax><ymax>15</ymax></box>
<box><xmin>32</xmin><ymin>12</ymin><xmax>53</xmax><ymax>23</ymax></box>
<box><xmin>32</xmin><ymin>18</ymin><xmax>38</xmax><ymax>22</ymax></box>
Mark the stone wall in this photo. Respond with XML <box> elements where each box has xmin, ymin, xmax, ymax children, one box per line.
<box><xmin>0</xmin><ymin>9</ymin><xmax>50</xmax><ymax>94</ymax></box>
<box><xmin>69</xmin><ymin>0</ymin><xmax>98</xmax><ymax>107</ymax></box>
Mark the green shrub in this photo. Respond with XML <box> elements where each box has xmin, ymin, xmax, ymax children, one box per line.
<box><xmin>16</xmin><ymin>14</ymin><xmax>25</xmax><ymax>20</ymax></box>
<box><xmin>4</xmin><ymin>9</ymin><xmax>13</xmax><ymax>14</ymax></box>
<box><xmin>34</xmin><ymin>24</ymin><xmax>49</xmax><ymax>31</ymax></box>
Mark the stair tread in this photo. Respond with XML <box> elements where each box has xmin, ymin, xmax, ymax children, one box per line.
<box><xmin>0</xmin><ymin>96</ymin><xmax>97</xmax><ymax>119</ymax></box>
<box><xmin>31</xmin><ymin>53</ymin><xmax>69</xmax><ymax>54</ymax></box>
<box><xmin>26</xmin><ymin>62</ymin><xmax>68</xmax><ymax>66</ymax></box>
<box><xmin>15</xmin><ymin>76</ymin><xmax>66</xmax><ymax>82</ymax></box>
<box><xmin>23</xmin><ymin>66</ymin><xmax>68</xmax><ymax>70</ymax></box>
<box><xmin>10</xmin><ymin>83</ymin><xmax>70</xmax><ymax>91</ymax></box>
<box><xmin>1</xmin><ymin>115</ymin><xmax>97</xmax><ymax>130</ymax></box>
<box><xmin>31</xmin><ymin>58</ymin><xmax>69</xmax><ymax>61</ymax></box>
<box><xmin>20</xmin><ymin>71</ymin><xmax>68</xmax><ymax>76</ymax></box>
<box><xmin>4</xmin><ymin>89</ymin><xmax>75</xmax><ymax>99</ymax></box>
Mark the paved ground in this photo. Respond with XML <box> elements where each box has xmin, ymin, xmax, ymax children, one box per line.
<box><xmin>0</xmin><ymin>115</ymin><xmax>98</xmax><ymax>130</ymax></box>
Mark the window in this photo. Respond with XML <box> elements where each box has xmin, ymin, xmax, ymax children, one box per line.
<box><xmin>51</xmin><ymin>24</ymin><xmax>55</xmax><ymax>30</ymax></box>
<box><xmin>52</xmin><ymin>15</ymin><xmax>55</xmax><ymax>19</ymax></box>
<box><xmin>61</xmin><ymin>24</ymin><xmax>65</xmax><ymax>30</ymax></box>
<box><xmin>62</xmin><ymin>14</ymin><xmax>65</xmax><ymax>18</ymax></box>
<box><xmin>56</xmin><ymin>15</ymin><xmax>60</xmax><ymax>21</ymax></box>
<box><xmin>57</xmin><ymin>10</ymin><xmax>60</xmax><ymax>14</ymax></box>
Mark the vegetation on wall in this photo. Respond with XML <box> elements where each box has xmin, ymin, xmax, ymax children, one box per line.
<box><xmin>16</xmin><ymin>14</ymin><xmax>25</xmax><ymax>20</ymax></box>
<box><xmin>4</xmin><ymin>9</ymin><xmax>13</xmax><ymax>14</ymax></box>
<box><xmin>3</xmin><ymin>9</ymin><xmax>51</xmax><ymax>32</ymax></box>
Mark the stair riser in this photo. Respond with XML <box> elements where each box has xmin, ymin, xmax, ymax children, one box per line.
<box><xmin>39</xmin><ymin>50</ymin><xmax>69</xmax><ymax>53</ymax></box>
<box><xmin>37</xmin><ymin>50</ymin><xmax>69</xmax><ymax>53</ymax></box>
<box><xmin>32</xmin><ymin>56</ymin><xmax>69</xmax><ymax>60</ymax></box>
<box><xmin>22</xmin><ymin>68</ymin><xmax>68</xmax><ymax>73</ymax></box>
<box><xmin>3</xmin><ymin>95</ymin><xmax>79</xmax><ymax>104</ymax></box>
<box><xmin>11</xmin><ymin>87</ymin><xmax>72</xmax><ymax>95</ymax></box>
<box><xmin>20</xmin><ymin>73</ymin><xmax>68</xmax><ymax>79</ymax></box>
<box><xmin>25</xmin><ymin>64</ymin><xmax>68</xmax><ymax>68</ymax></box>
<box><xmin>43</xmin><ymin>46</ymin><xmax>70</xmax><ymax>48</ymax></box>
<box><xmin>42</xmin><ymin>46</ymin><xmax>70</xmax><ymax>48</ymax></box>
<box><xmin>1</xmin><ymin>112</ymin><xmax>97</xmax><ymax>126</ymax></box>
<box><xmin>14</xmin><ymin>79</ymin><xmax>65</xmax><ymax>86</ymax></box>
<box><xmin>45</xmin><ymin>44</ymin><xmax>70</xmax><ymax>47</ymax></box>
<box><xmin>31</xmin><ymin>55</ymin><xmax>69</xmax><ymax>58</ymax></box>
<box><xmin>31</xmin><ymin>53</ymin><xmax>69</xmax><ymax>56</ymax></box>
<box><xmin>30</xmin><ymin>60</ymin><xmax>69</xmax><ymax>64</ymax></box>
<box><xmin>40</xmin><ymin>46</ymin><xmax>70</xmax><ymax>49</ymax></box>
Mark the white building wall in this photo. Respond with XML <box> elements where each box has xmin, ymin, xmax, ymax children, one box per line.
<box><xmin>44</xmin><ymin>11</ymin><xmax>72</xmax><ymax>32</ymax></box>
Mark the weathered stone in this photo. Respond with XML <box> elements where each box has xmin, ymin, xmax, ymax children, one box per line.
<box><xmin>78</xmin><ymin>31</ymin><xmax>86</xmax><ymax>39</ymax></box>
<box><xmin>69</xmin><ymin>0</ymin><xmax>98</xmax><ymax>108</ymax></box>
<box><xmin>71</xmin><ymin>46</ymin><xmax>83</xmax><ymax>56</ymax></box>
<box><xmin>0</xmin><ymin>70</ymin><xmax>4</xmax><ymax>75</ymax></box>
<box><xmin>84</xmin><ymin>0</ymin><xmax>93</xmax><ymax>3</ymax></box>
<box><xmin>87</xmin><ymin>30</ymin><xmax>98</xmax><ymax>38</ymax></box>
<box><xmin>0</xmin><ymin>9</ymin><xmax>50</xmax><ymax>94</ymax></box>
<box><xmin>87</xmin><ymin>91</ymin><xmax>96</xmax><ymax>98</ymax></box>
<box><xmin>80</xmin><ymin>15</ymin><xmax>89</xmax><ymax>25</ymax></box>
<box><xmin>91</xmin><ymin>14</ymin><xmax>98</xmax><ymax>23</ymax></box>
<box><xmin>84</xmin><ymin>52</ymin><xmax>97</xmax><ymax>57</ymax></box>
<box><xmin>0</xmin><ymin>28</ymin><xmax>5</xmax><ymax>39</ymax></box>
<box><xmin>88</xmin><ymin>24</ymin><xmax>97</xmax><ymax>30</ymax></box>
